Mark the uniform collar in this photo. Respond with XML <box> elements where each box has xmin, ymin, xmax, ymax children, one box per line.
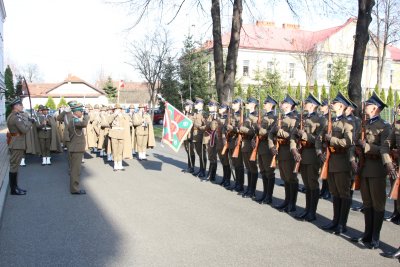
<box><xmin>283</xmin><ymin>110</ymin><xmax>293</xmax><ymax>117</ymax></box>
<box><xmin>368</xmin><ymin>116</ymin><xmax>380</xmax><ymax>124</ymax></box>
<box><xmin>249</xmin><ymin>111</ymin><xmax>257</xmax><ymax>116</ymax></box>
<box><xmin>334</xmin><ymin>115</ymin><xmax>343</xmax><ymax>122</ymax></box>
<box><xmin>266</xmin><ymin>111</ymin><xmax>274</xmax><ymax>116</ymax></box>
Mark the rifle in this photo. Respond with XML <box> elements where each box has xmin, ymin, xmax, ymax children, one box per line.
<box><xmin>320</xmin><ymin>100</ymin><xmax>331</xmax><ymax>180</ymax></box>
<box><xmin>270</xmin><ymin>111</ymin><xmax>281</xmax><ymax>168</ymax></box>
<box><xmin>221</xmin><ymin>104</ymin><xmax>231</xmax><ymax>155</ymax></box>
<box><xmin>232</xmin><ymin>101</ymin><xmax>243</xmax><ymax>158</ymax></box>
<box><xmin>352</xmin><ymin>96</ymin><xmax>366</xmax><ymax>190</ymax></box>
<box><xmin>293</xmin><ymin>99</ymin><xmax>304</xmax><ymax>173</ymax></box>
<box><xmin>250</xmin><ymin>89</ymin><xmax>261</xmax><ymax>161</ymax></box>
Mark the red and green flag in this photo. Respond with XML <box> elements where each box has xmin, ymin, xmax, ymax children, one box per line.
<box><xmin>162</xmin><ymin>102</ymin><xmax>193</xmax><ymax>152</ymax></box>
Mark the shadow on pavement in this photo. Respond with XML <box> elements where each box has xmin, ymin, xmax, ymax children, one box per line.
<box><xmin>153</xmin><ymin>153</ymin><xmax>186</xmax><ymax>170</ymax></box>
<box><xmin>0</xmin><ymin>153</ymin><xmax>123</xmax><ymax>266</ymax></box>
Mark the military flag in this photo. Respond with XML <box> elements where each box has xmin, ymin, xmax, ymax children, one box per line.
<box><xmin>162</xmin><ymin>102</ymin><xmax>193</xmax><ymax>152</ymax></box>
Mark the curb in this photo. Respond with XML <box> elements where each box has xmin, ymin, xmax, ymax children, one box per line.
<box><xmin>0</xmin><ymin>169</ymin><xmax>8</xmax><ymax>228</ymax></box>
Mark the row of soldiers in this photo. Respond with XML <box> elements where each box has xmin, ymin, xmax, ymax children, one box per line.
<box><xmin>17</xmin><ymin>102</ymin><xmax>156</xmax><ymax>171</ymax></box>
<box><xmin>57</xmin><ymin>102</ymin><xmax>155</xmax><ymax>171</ymax></box>
<box><xmin>181</xmin><ymin>92</ymin><xmax>399</xmax><ymax>259</ymax></box>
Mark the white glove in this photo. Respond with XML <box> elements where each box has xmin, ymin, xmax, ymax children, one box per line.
<box><xmin>65</xmin><ymin>107</ymin><xmax>71</xmax><ymax>112</ymax></box>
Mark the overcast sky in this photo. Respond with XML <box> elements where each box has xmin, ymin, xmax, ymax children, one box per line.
<box><xmin>4</xmin><ymin>0</ymin><xmax>349</xmax><ymax>84</ymax></box>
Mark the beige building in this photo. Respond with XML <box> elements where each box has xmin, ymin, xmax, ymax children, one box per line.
<box><xmin>204</xmin><ymin>18</ymin><xmax>400</xmax><ymax>95</ymax></box>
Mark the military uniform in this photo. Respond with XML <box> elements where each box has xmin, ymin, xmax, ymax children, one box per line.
<box><xmin>318</xmin><ymin>100</ymin><xmax>331</xmax><ymax>199</ymax></box>
<box><xmin>382</xmin><ymin>118</ymin><xmax>400</xmax><ymax>224</ymax></box>
<box><xmin>352</xmin><ymin>92</ymin><xmax>392</xmax><ymax>249</ymax></box>
<box><xmin>86</xmin><ymin>104</ymin><xmax>98</xmax><ymax>151</ymax></box>
<box><xmin>57</xmin><ymin>101</ymin><xmax>77</xmax><ymax>170</ymax></box>
<box><xmin>203</xmin><ymin>99</ymin><xmax>219</xmax><ymax>181</ymax></box>
<box><xmin>256</xmin><ymin>96</ymin><xmax>277</xmax><ymax>204</ymax></box>
<box><xmin>228</xmin><ymin>98</ymin><xmax>245</xmax><ymax>192</ymax></box>
<box><xmin>317</xmin><ymin>92</ymin><xmax>353</xmax><ymax>235</ymax></box>
<box><xmin>67</xmin><ymin>104</ymin><xmax>89</xmax><ymax>194</ymax></box>
<box><xmin>108</xmin><ymin>104</ymin><xmax>132</xmax><ymax>170</ymax></box>
<box><xmin>269</xmin><ymin>95</ymin><xmax>299</xmax><ymax>213</ymax></box>
<box><xmin>291</xmin><ymin>94</ymin><xmax>324</xmax><ymax>221</ymax></box>
<box><xmin>192</xmin><ymin>98</ymin><xmax>207</xmax><ymax>178</ymax></box>
<box><xmin>7</xmin><ymin>98</ymin><xmax>33</xmax><ymax>195</ymax></box>
<box><xmin>132</xmin><ymin>104</ymin><xmax>155</xmax><ymax>160</ymax></box>
<box><xmin>183</xmin><ymin>100</ymin><xmax>196</xmax><ymax>173</ymax></box>
<box><xmin>217</xmin><ymin>102</ymin><xmax>231</xmax><ymax>187</ymax></box>
<box><xmin>36</xmin><ymin>106</ymin><xmax>54</xmax><ymax>165</ymax></box>
<box><xmin>241</xmin><ymin>97</ymin><xmax>259</xmax><ymax>198</ymax></box>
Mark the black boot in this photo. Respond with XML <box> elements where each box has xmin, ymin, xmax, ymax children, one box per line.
<box><xmin>305</xmin><ymin>189</ymin><xmax>319</xmax><ymax>222</ymax></box>
<box><xmin>189</xmin><ymin>155</ymin><xmax>195</xmax><ymax>173</ymax></box>
<box><xmin>295</xmin><ymin>188</ymin><xmax>310</xmax><ymax>220</ymax></box>
<box><xmin>351</xmin><ymin>207</ymin><xmax>373</xmax><ymax>244</ymax></box>
<box><xmin>223</xmin><ymin>166</ymin><xmax>231</xmax><ymax>188</ymax></box>
<box><xmin>381</xmin><ymin>247</ymin><xmax>400</xmax><ymax>259</ymax></box>
<box><xmin>320</xmin><ymin>180</ymin><xmax>330</xmax><ymax>199</ymax></box>
<box><xmin>321</xmin><ymin>196</ymin><xmax>341</xmax><ymax>230</ymax></box>
<box><xmin>385</xmin><ymin>201</ymin><xmax>400</xmax><ymax>222</ymax></box>
<box><xmin>242</xmin><ymin>171</ymin><xmax>251</xmax><ymax>197</ymax></box>
<box><xmin>369</xmin><ymin>210</ymin><xmax>384</xmax><ymax>249</ymax></box>
<box><xmin>256</xmin><ymin>173</ymin><xmax>268</xmax><ymax>203</ymax></box>
<box><xmin>334</xmin><ymin>198</ymin><xmax>351</xmax><ymax>235</ymax></box>
<box><xmin>233</xmin><ymin>168</ymin><xmax>244</xmax><ymax>193</ymax></box>
<box><xmin>209</xmin><ymin>163</ymin><xmax>217</xmax><ymax>182</ymax></box>
<box><xmin>286</xmin><ymin>182</ymin><xmax>298</xmax><ymax>214</ymax></box>
<box><xmin>219</xmin><ymin>165</ymin><xmax>227</xmax><ymax>185</ymax></box>
<box><xmin>274</xmin><ymin>182</ymin><xmax>290</xmax><ymax>211</ymax></box>
<box><xmin>244</xmin><ymin>172</ymin><xmax>257</xmax><ymax>199</ymax></box>
<box><xmin>9</xmin><ymin>172</ymin><xmax>25</xmax><ymax>196</ymax></box>
<box><xmin>15</xmin><ymin>172</ymin><xmax>27</xmax><ymax>193</ymax></box>
<box><xmin>264</xmin><ymin>175</ymin><xmax>275</xmax><ymax>204</ymax></box>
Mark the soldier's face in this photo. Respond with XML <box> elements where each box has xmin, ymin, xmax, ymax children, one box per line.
<box><xmin>263</xmin><ymin>103</ymin><xmax>272</xmax><ymax>112</ymax></box>
<box><xmin>195</xmin><ymin>103</ymin><xmax>203</xmax><ymax>110</ymax></box>
<box><xmin>345</xmin><ymin>107</ymin><xmax>353</xmax><ymax>116</ymax></box>
<box><xmin>218</xmin><ymin>107</ymin><xmax>226</xmax><ymax>114</ymax></box>
<box><xmin>208</xmin><ymin>105</ymin><xmax>217</xmax><ymax>112</ymax></box>
<box><xmin>246</xmin><ymin>103</ymin><xmax>256</xmax><ymax>111</ymax></box>
<box><xmin>14</xmin><ymin>103</ymin><xmax>23</xmax><ymax>112</ymax></box>
<box><xmin>74</xmin><ymin>110</ymin><xmax>83</xmax><ymax>118</ymax></box>
<box><xmin>232</xmin><ymin>102</ymin><xmax>240</xmax><ymax>111</ymax></box>
<box><xmin>280</xmin><ymin>102</ymin><xmax>291</xmax><ymax>113</ymax></box>
<box><xmin>365</xmin><ymin>104</ymin><xmax>378</xmax><ymax>117</ymax></box>
<box><xmin>304</xmin><ymin>102</ymin><xmax>316</xmax><ymax>113</ymax></box>
<box><xmin>320</xmin><ymin>105</ymin><xmax>328</xmax><ymax>114</ymax></box>
<box><xmin>184</xmin><ymin>105</ymin><xmax>191</xmax><ymax>112</ymax></box>
<box><xmin>42</xmin><ymin>110</ymin><xmax>49</xmax><ymax>115</ymax></box>
<box><xmin>331</xmin><ymin>102</ymin><xmax>343</xmax><ymax>112</ymax></box>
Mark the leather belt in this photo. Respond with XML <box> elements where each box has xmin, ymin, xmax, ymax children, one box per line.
<box><xmin>9</xmin><ymin>133</ymin><xmax>21</xmax><ymax>137</ymax></box>
<box><xmin>301</xmin><ymin>141</ymin><xmax>314</xmax><ymax>148</ymax></box>
<box><xmin>277</xmin><ymin>138</ymin><xmax>288</xmax><ymax>145</ymax></box>
<box><xmin>329</xmin><ymin>146</ymin><xmax>347</xmax><ymax>154</ymax></box>
<box><xmin>365</xmin><ymin>154</ymin><xmax>381</xmax><ymax>160</ymax></box>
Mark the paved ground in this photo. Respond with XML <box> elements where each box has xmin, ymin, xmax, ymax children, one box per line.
<box><xmin>0</xmin><ymin>142</ymin><xmax>399</xmax><ymax>266</ymax></box>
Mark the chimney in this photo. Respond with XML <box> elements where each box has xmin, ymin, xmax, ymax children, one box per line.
<box><xmin>282</xmin><ymin>23</ymin><xmax>300</xmax><ymax>30</ymax></box>
<box><xmin>256</xmin><ymin>21</ymin><xmax>275</xmax><ymax>27</ymax></box>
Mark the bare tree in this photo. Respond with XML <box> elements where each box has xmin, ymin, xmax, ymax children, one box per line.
<box><xmin>291</xmin><ymin>35</ymin><xmax>323</xmax><ymax>86</ymax></box>
<box><xmin>126</xmin><ymin>29</ymin><xmax>171</xmax><ymax>117</ymax></box>
<box><xmin>21</xmin><ymin>63</ymin><xmax>42</xmax><ymax>83</ymax></box>
<box><xmin>370</xmin><ymin>0</ymin><xmax>400</xmax><ymax>90</ymax></box>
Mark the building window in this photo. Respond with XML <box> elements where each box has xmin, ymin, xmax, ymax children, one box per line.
<box><xmin>347</xmin><ymin>65</ymin><xmax>351</xmax><ymax>79</ymax></box>
<box><xmin>289</xmin><ymin>63</ymin><xmax>295</xmax><ymax>79</ymax></box>
<box><xmin>267</xmin><ymin>61</ymin><xmax>273</xmax><ymax>73</ymax></box>
<box><xmin>243</xmin><ymin>60</ymin><xmax>249</xmax><ymax>76</ymax></box>
<box><xmin>391</xmin><ymin>70</ymin><xmax>394</xmax><ymax>84</ymax></box>
<box><xmin>327</xmin><ymin>63</ymin><xmax>333</xmax><ymax>80</ymax></box>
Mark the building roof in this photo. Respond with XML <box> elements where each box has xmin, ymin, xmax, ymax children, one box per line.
<box><xmin>389</xmin><ymin>45</ymin><xmax>400</xmax><ymax>61</ymax></box>
<box><xmin>28</xmin><ymin>74</ymin><xmax>105</xmax><ymax>98</ymax></box>
<box><xmin>203</xmin><ymin>18</ymin><xmax>400</xmax><ymax>61</ymax></box>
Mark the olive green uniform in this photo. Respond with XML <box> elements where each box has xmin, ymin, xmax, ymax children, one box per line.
<box><xmin>132</xmin><ymin>112</ymin><xmax>152</xmax><ymax>153</ymax></box>
<box><xmin>229</xmin><ymin>111</ymin><xmax>245</xmax><ymax>192</ymax></box>
<box><xmin>316</xmin><ymin>115</ymin><xmax>353</xmax><ymax>233</ymax></box>
<box><xmin>67</xmin><ymin>114</ymin><xmax>89</xmax><ymax>193</ymax></box>
<box><xmin>241</xmin><ymin>111</ymin><xmax>258</xmax><ymax>197</ymax></box>
<box><xmin>256</xmin><ymin>111</ymin><xmax>276</xmax><ymax>203</ymax></box>
<box><xmin>183</xmin><ymin>112</ymin><xmax>195</xmax><ymax>172</ymax></box>
<box><xmin>291</xmin><ymin>112</ymin><xmax>325</xmax><ymax>220</ymax></box>
<box><xmin>217</xmin><ymin>113</ymin><xmax>231</xmax><ymax>187</ymax></box>
<box><xmin>268</xmin><ymin>111</ymin><xmax>298</xmax><ymax>211</ymax></box>
<box><xmin>203</xmin><ymin>112</ymin><xmax>219</xmax><ymax>181</ymax></box>
<box><xmin>192</xmin><ymin>111</ymin><xmax>207</xmax><ymax>177</ymax></box>
<box><xmin>36</xmin><ymin>114</ymin><xmax>53</xmax><ymax>157</ymax></box>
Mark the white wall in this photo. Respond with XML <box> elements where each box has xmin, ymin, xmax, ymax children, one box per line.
<box><xmin>48</xmin><ymin>83</ymin><xmax>101</xmax><ymax>96</ymax></box>
<box><xmin>23</xmin><ymin>96</ymin><xmax>109</xmax><ymax>110</ymax></box>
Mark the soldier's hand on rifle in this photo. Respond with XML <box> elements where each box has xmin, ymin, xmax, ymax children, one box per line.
<box><xmin>385</xmin><ymin>162</ymin><xmax>397</xmax><ymax>180</ymax></box>
<box><xmin>277</xmin><ymin>129</ymin><xmax>285</xmax><ymax>138</ymax></box>
<box><xmin>357</xmin><ymin>139</ymin><xmax>366</xmax><ymax>149</ymax></box>
<box><xmin>291</xmin><ymin>149</ymin><xmax>302</xmax><ymax>162</ymax></box>
<box><xmin>324</xmin><ymin>133</ymin><xmax>332</xmax><ymax>142</ymax></box>
<box><xmin>239</xmin><ymin>126</ymin><xmax>249</xmax><ymax>134</ymax></box>
<box><xmin>351</xmin><ymin>160</ymin><xmax>358</xmax><ymax>174</ymax></box>
<box><xmin>318</xmin><ymin>152</ymin><xmax>327</xmax><ymax>163</ymax></box>
<box><xmin>297</xmin><ymin>129</ymin><xmax>305</xmax><ymax>138</ymax></box>
<box><xmin>270</xmin><ymin>146</ymin><xmax>278</xmax><ymax>156</ymax></box>
<box><xmin>259</xmin><ymin>128</ymin><xmax>267</xmax><ymax>136</ymax></box>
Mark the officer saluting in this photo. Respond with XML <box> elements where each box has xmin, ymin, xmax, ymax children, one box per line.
<box><xmin>7</xmin><ymin>97</ymin><xmax>34</xmax><ymax>195</ymax></box>
<box><xmin>67</xmin><ymin>103</ymin><xmax>89</xmax><ymax>195</ymax></box>
<box><xmin>352</xmin><ymin>92</ymin><xmax>394</xmax><ymax>249</ymax></box>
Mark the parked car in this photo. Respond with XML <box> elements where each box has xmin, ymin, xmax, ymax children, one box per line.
<box><xmin>153</xmin><ymin>110</ymin><xmax>164</xmax><ymax>125</ymax></box>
